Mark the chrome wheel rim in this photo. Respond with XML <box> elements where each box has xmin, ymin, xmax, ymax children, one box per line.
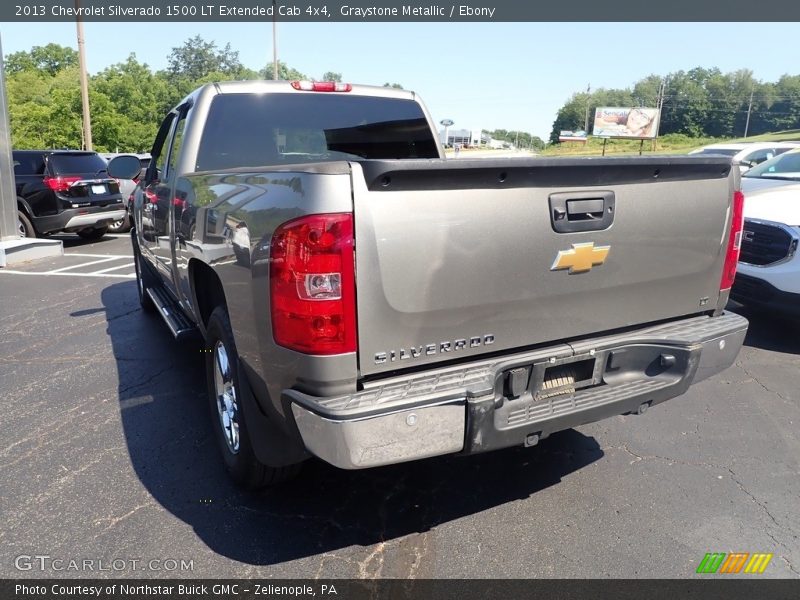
<box><xmin>213</xmin><ymin>340</ymin><xmax>240</xmax><ymax>454</ymax></box>
<box><xmin>110</xmin><ymin>218</ymin><xmax>124</xmax><ymax>230</ymax></box>
<box><xmin>18</xmin><ymin>219</ymin><xmax>26</xmax><ymax>237</ymax></box>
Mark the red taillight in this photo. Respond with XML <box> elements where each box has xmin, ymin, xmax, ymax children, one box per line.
<box><xmin>44</xmin><ymin>175</ymin><xmax>81</xmax><ymax>193</ymax></box>
<box><xmin>290</xmin><ymin>80</ymin><xmax>353</xmax><ymax>92</ymax></box>
<box><xmin>720</xmin><ymin>190</ymin><xmax>745</xmax><ymax>291</ymax></box>
<box><xmin>270</xmin><ymin>213</ymin><xmax>356</xmax><ymax>355</ymax></box>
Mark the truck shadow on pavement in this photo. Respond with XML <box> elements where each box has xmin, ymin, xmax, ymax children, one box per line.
<box><xmin>103</xmin><ymin>282</ymin><xmax>604</xmax><ymax>567</ymax></box>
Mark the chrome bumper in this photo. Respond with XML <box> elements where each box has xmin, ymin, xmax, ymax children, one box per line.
<box><xmin>288</xmin><ymin>312</ymin><xmax>748</xmax><ymax>469</ymax></box>
<box><xmin>64</xmin><ymin>210</ymin><xmax>126</xmax><ymax>229</ymax></box>
<box><xmin>291</xmin><ymin>401</ymin><xmax>465</xmax><ymax>469</ymax></box>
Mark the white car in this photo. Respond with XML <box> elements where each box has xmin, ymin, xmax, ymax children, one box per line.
<box><xmin>731</xmin><ymin>149</ymin><xmax>800</xmax><ymax>316</ymax></box>
<box><xmin>100</xmin><ymin>153</ymin><xmax>151</xmax><ymax>233</ymax></box>
<box><xmin>689</xmin><ymin>141</ymin><xmax>800</xmax><ymax>173</ymax></box>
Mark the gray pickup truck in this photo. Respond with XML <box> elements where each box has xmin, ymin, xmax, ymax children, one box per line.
<box><xmin>108</xmin><ymin>80</ymin><xmax>748</xmax><ymax>488</ymax></box>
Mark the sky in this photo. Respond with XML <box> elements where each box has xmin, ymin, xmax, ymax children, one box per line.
<box><xmin>1</xmin><ymin>22</ymin><xmax>798</xmax><ymax>140</ymax></box>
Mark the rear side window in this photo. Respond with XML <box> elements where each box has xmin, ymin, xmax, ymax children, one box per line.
<box><xmin>13</xmin><ymin>153</ymin><xmax>45</xmax><ymax>175</ymax></box>
<box><xmin>195</xmin><ymin>92</ymin><xmax>439</xmax><ymax>171</ymax></box>
<box><xmin>48</xmin><ymin>153</ymin><xmax>108</xmax><ymax>175</ymax></box>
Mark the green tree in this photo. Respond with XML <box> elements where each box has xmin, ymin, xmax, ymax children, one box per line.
<box><xmin>7</xmin><ymin>70</ymin><xmax>53</xmax><ymax>148</ymax></box>
<box><xmin>760</xmin><ymin>75</ymin><xmax>800</xmax><ymax>133</ymax></box>
<box><xmin>550</xmin><ymin>92</ymin><xmax>591</xmax><ymax>143</ymax></box>
<box><xmin>5</xmin><ymin>39</ymin><xmax>315</xmax><ymax>152</ymax></box>
<box><xmin>6</xmin><ymin>43</ymin><xmax>78</xmax><ymax>76</ymax></box>
<box><xmin>92</xmin><ymin>54</ymin><xmax>172</xmax><ymax>151</ymax></box>
<box><xmin>489</xmin><ymin>130</ymin><xmax>544</xmax><ymax>150</ymax></box>
<box><xmin>258</xmin><ymin>61</ymin><xmax>307</xmax><ymax>81</ymax></box>
<box><xmin>165</xmin><ymin>35</ymin><xmax>247</xmax><ymax>81</ymax></box>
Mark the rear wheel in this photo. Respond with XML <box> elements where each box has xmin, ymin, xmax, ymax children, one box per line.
<box><xmin>76</xmin><ymin>226</ymin><xmax>109</xmax><ymax>241</ymax></box>
<box><xmin>17</xmin><ymin>211</ymin><xmax>35</xmax><ymax>238</ymax></box>
<box><xmin>205</xmin><ymin>306</ymin><xmax>301</xmax><ymax>488</ymax></box>
<box><xmin>108</xmin><ymin>211</ymin><xmax>131</xmax><ymax>234</ymax></box>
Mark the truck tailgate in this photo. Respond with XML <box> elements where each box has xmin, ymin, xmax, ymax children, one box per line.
<box><xmin>352</xmin><ymin>157</ymin><xmax>736</xmax><ymax>377</ymax></box>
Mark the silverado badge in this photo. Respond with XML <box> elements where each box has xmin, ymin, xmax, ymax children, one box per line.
<box><xmin>551</xmin><ymin>242</ymin><xmax>610</xmax><ymax>274</ymax></box>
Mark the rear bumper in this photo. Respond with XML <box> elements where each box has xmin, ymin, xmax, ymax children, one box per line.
<box><xmin>287</xmin><ymin>312</ymin><xmax>748</xmax><ymax>469</ymax></box>
<box><xmin>33</xmin><ymin>205</ymin><xmax>125</xmax><ymax>234</ymax></box>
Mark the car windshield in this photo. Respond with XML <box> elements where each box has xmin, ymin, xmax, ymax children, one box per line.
<box><xmin>743</xmin><ymin>151</ymin><xmax>800</xmax><ymax>180</ymax></box>
<box><xmin>695</xmin><ymin>148</ymin><xmax>739</xmax><ymax>157</ymax></box>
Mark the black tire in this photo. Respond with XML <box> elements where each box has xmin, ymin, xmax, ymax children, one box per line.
<box><xmin>17</xmin><ymin>210</ymin><xmax>36</xmax><ymax>238</ymax></box>
<box><xmin>205</xmin><ymin>306</ymin><xmax>301</xmax><ymax>489</ymax></box>
<box><xmin>133</xmin><ymin>244</ymin><xmax>156</xmax><ymax>313</ymax></box>
<box><xmin>108</xmin><ymin>211</ymin><xmax>131</xmax><ymax>234</ymax></box>
<box><xmin>76</xmin><ymin>225</ymin><xmax>109</xmax><ymax>240</ymax></box>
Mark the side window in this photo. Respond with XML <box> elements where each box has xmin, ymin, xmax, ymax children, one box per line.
<box><xmin>12</xmin><ymin>153</ymin><xmax>44</xmax><ymax>176</ymax></box>
<box><xmin>150</xmin><ymin>113</ymin><xmax>176</xmax><ymax>181</ymax></box>
<box><xmin>166</xmin><ymin>113</ymin><xmax>188</xmax><ymax>179</ymax></box>
<box><xmin>745</xmin><ymin>149</ymin><xmax>773</xmax><ymax>166</ymax></box>
<box><xmin>12</xmin><ymin>156</ymin><xmax>27</xmax><ymax>175</ymax></box>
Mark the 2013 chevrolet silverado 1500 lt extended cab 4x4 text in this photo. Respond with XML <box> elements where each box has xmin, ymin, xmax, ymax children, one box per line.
<box><xmin>108</xmin><ymin>80</ymin><xmax>748</xmax><ymax>488</ymax></box>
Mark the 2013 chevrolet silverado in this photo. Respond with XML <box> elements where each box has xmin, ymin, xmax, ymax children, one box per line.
<box><xmin>108</xmin><ymin>80</ymin><xmax>749</xmax><ymax>488</ymax></box>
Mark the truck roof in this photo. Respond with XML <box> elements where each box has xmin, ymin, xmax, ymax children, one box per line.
<box><xmin>206</xmin><ymin>79</ymin><xmax>418</xmax><ymax>102</ymax></box>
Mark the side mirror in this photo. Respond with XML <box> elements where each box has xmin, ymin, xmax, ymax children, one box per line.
<box><xmin>107</xmin><ymin>155</ymin><xmax>142</xmax><ymax>180</ymax></box>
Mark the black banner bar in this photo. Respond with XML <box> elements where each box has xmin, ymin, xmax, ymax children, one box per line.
<box><xmin>4</xmin><ymin>579</ymin><xmax>800</xmax><ymax>600</ymax></box>
<box><xmin>4</xmin><ymin>0</ymin><xmax>800</xmax><ymax>22</ymax></box>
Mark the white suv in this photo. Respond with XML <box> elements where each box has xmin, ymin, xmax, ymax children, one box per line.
<box><xmin>689</xmin><ymin>142</ymin><xmax>800</xmax><ymax>172</ymax></box>
<box><xmin>731</xmin><ymin>149</ymin><xmax>800</xmax><ymax>317</ymax></box>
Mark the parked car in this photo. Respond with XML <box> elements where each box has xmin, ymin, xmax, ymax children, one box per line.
<box><xmin>108</xmin><ymin>80</ymin><xmax>747</xmax><ymax>488</ymax></box>
<box><xmin>688</xmin><ymin>142</ymin><xmax>800</xmax><ymax>172</ymax></box>
<box><xmin>14</xmin><ymin>150</ymin><xmax>126</xmax><ymax>240</ymax></box>
<box><xmin>731</xmin><ymin>149</ymin><xmax>800</xmax><ymax>316</ymax></box>
<box><xmin>100</xmin><ymin>152</ymin><xmax>151</xmax><ymax>233</ymax></box>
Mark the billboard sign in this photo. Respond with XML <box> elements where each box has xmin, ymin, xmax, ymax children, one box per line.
<box><xmin>593</xmin><ymin>107</ymin><xmax>661</xmax><ymax>139</ymax></box>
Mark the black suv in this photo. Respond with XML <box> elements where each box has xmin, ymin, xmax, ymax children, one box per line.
<box><xmin>14</xmin><ymin>150</ymin><xmax>126</xmax><ymax>240</ymax></box>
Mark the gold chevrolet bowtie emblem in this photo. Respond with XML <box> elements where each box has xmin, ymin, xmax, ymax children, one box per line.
<box><xmin>551</xmin><ymin>242</ymin><xmax>610</xmax><ymax>274</ymax></box>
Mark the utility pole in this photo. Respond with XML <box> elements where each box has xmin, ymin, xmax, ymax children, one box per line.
<box><xmin>0</xmin><ymin>35</ymin><xmax>18</xmax><ymax>240</ymax></box>
<box><xmin>652</xmin><ymin>77</ymin><xmax>667</xmax><ymax>151</ymax></box>
<box><xmin>272</xmin><ymin>0</ymin><xmax>278</xmax><ymax>80</ymax></box>
<box><xmin>75</xmin><ymin>0</ymin><xmax>92</xmax><ymax>150</ymax></box>
<box><xmin>744</xmin><ymin>88</ymin><xmax>754</xmax><ymax>138</ymax></box>
<box><xmin>583</xmin><ymin>83</ymin><xmax>591</xmax><ymax>133</ymax></box>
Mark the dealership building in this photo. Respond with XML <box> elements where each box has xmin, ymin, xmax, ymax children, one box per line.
<box><xmin>439</xmin><ymin>128</ymin><xmax>505</xmax><ymax>148</ymax></box>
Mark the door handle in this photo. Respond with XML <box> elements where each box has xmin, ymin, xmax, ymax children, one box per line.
<box><xmin>549</xmin><ymin>190</ymin><xmax>615</xmax><ymax>233</ymax></box>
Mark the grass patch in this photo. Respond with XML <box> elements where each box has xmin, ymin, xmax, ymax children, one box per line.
<box><xmin>730</xmin><ymin>129</ymin><xmax>800</xmax><ymax>143</ymax></box>
<box><xmin>542</xmin><ymin>129</ymin><xmax>800</xmax><ymax>157</ymax></box>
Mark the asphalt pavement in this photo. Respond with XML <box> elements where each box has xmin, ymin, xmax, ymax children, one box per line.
<box><xmin>0</xmin><ymin>233</ymin><xmax>798</xmax><ymax>579</ymax></box>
